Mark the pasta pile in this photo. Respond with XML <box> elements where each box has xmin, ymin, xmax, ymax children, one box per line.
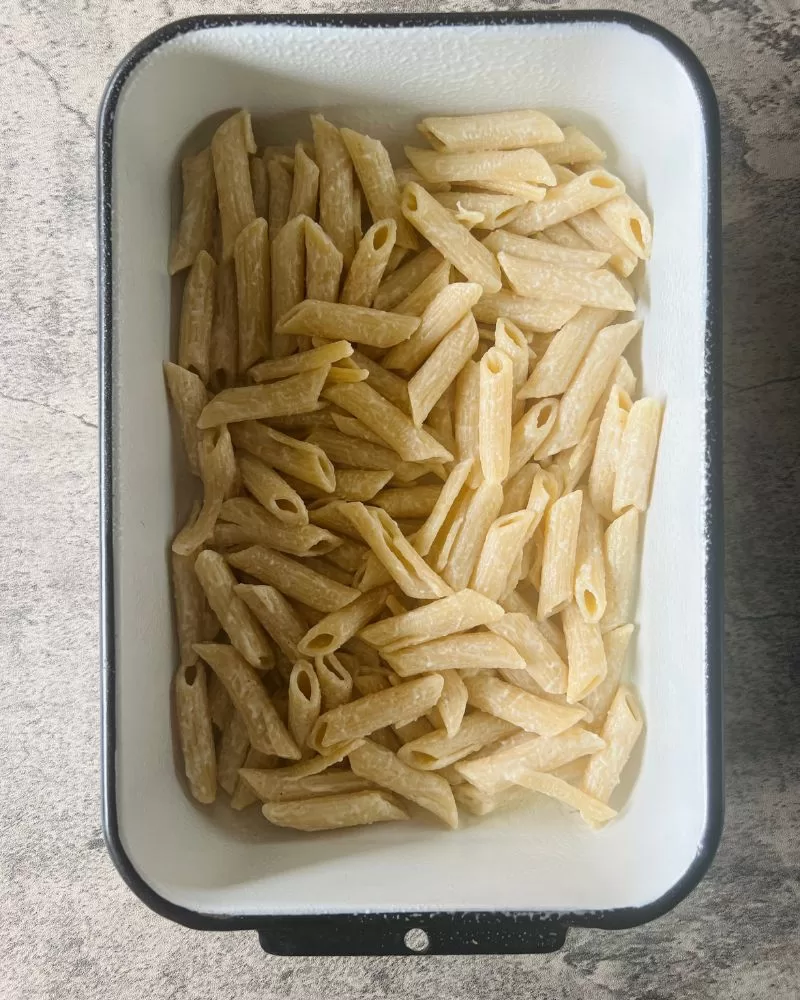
<box><xmin>166</xmin><ymin>108</ymin><xmax>661</xmax><ymax>833</ymax></box>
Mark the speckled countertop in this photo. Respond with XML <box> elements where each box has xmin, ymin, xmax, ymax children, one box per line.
<box><xmin>2</xmin><ymin>1</ymin><xmax>799</xmax><ymax>996</ymax></box>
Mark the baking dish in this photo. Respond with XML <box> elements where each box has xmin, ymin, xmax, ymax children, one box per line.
<box><xmin>99</xmin><ymin>11</ymin><xmax>723</xmax><ymax>955</ymax></box>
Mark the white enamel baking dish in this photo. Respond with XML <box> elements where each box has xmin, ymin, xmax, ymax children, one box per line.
<box><xmin>99</xmin><ymin>12</ymin><xmax>723</xmax><ymax>955</ymax></box>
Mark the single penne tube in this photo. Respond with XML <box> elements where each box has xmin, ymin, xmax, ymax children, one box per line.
<box><xmin>602</xmin><ymin>508</ymin><xmax>640</xmax><ymax>632</ymax></box>
<box><xmin>442</xmin><ymin>481</ymin><xmax>504</xmax><ymax>590</ymax></box>
<box><xmin>373</xmin><ymin>247</ymin><xmax>444</xmax><ymax>311</ymax></box>
<box><xmin>360</xmin><ymin>588</ymin><xmax>504</xmax><ymax>652</ymax></box>
<box><xmin>217</xmin><ymin>710</ymin><xmax>251</xmax><ymax>795</ymax></box>
<box><xmin>406</xmin><ymin>146</ymin><xmax>556</xmax><ymax>187</ymax></box>
<box><xmin>169</xmin><ymin>148</ymin><xmax>216</xmax><ymax>274</ymax></box>
<box><xmin>341</xmin><ymin>219</ymin><xmax>397</xmax><ymax>307</ymax></box>
<box><xmin>471</xmin><ymin>509</ymin><xmax>538</xmax><ymax>602</ymax></box>
<box><xmin>456</xmin><ymin>725</ymin><xmax>604</xmax><ymax>794</ymax></box>
<box><xmin>198</xmin><ymin>367</ymin><xmax>328</xmax><ymax>428</ymax></box>
<box><xmin>277</xmin><ymin>299</ymin><xmax>419</xmax><ymax>349</ymax></box>
<box><xmin>395</xmin><ymin>164</ymin><xmax>451</xmax><ymax>192</ymax></box>
<box><xmin>243</xmin><ymin>741</ymin><xmax>366</xmax><ymax>802</ymax></box>
<box><xmin>612</xmin><ymin>397</ymin><xmax>663</xmax><ymax>513</ymax></box>
<box><xmin>562</xmin><ymin>602</ymin><xmax>607</xmax><ymax>703</ymax></box>
<box><xmin>453</xmin><ymin>363</ymin><xmax>481</xmax><ymax>487</ymax></box>
<box><xmin>262</xmin><ymin>790</ymin><xmax>408</xmax><ymax>831</ymax></box>
<box><xmin>512</xmin><ymin>769</ymin><xmax>616</xmax><ymax>827</ymax></box>
<box><xmin>494</xmin><ymin>318</ymin><xmax>529</xmax><ymax>421</ymax></box>
<box><xmin>228</xmin><ymin>545</ymin><xmax>360</xmax><ymax>612</ymax></box>
<box><xmin>397</xmin><ymin>711</ymin><xmax>518</xmax><ymax>770</ymax></box>
<box><xmin>384</xmin><ymin>631</ymin><xmax>524</xmax><ymax>678</ymax></box>
<box><xmin>384</xmin><ymin>281</ymin><xmax>482</xmax><ymax>373</ymax></box>
<box><xmin>231</xmin><ymin>747</ymin><xmax>277</xmax><ymax>809</ymax></box>
<box><xmin>592</xmin><ymin>356</ymin><xmax>637</xmax><ymax>421</ymax></box>
<box><xmin>171</xmin><ymin>537</ymin><xmax>216</xmax><ymax>667</ymax></box>
<box><xmin>329</xmin><ymin>413</ymin><xmax>391</xmax><ymax>447</ymax></box>
<box><xmin>314</xmin><ymin>653</ymin><xmax>355</xmax><ymax>711</ymax></box>
<box><xmin>452</xmin><ymin>782</ymin><xmax>532</xmax><ymax>816</ymax></box>
<box><xmin>473</xmin><ymin>290</ymin><xmax>580</xmax><ymax>334</ymax></box>
<box><xmin>541</xmin><ymin>220</ymin><xmax>595</xmax><ymax>250</ymax></box>
<box><xmin>508</xmin><ymin>169</ymin><xmax>625</xmax><ymax>235</ymax></box>
<box><xmin>163</xmin><ymin>362</ymin><xmax>208</xmax><ymax>476</ymax></box>
<box><xmin>171</xmin><ymin>428</ymin><xmax>237</xmax><ymax>556</ymax></box>
<box><xmin>418</xmin><ymin>109</ymin><xmax>563</xmax><ymax>152</ymax></box>
<box><xmin>344</xmin><ymin>502</ymin><xmax>452</xmax><ymax>600</ymax></box>
<box><xmin>574</xmin><ymin>501</ymin><xmax>607</xmax><ymax>623</ymax></box>
<box><xmin>538</xmin><ymin>490</ymin><xmax>583</xmax><ymax>619</ymax></box>
<box><xmin>478</xmin><ymin>347</ymin><xmax>513</xmax><ymax>484</ymax></box>
<box><xmin>193</xmin><ymin>643</ymin><xmax>299</xmax><ymax>759</ymax></box>
<box><xmin>305</xmin><ymin>427</ymin><xmax>407</xmax><ymax>478</ymax></box>
<box><xmin>287</xmin><ymin>659</ymin><xmax>322</xmax><ymax>752</ymax></box>
<box><xmin>413</xmin><ymin>459</ymin><xmax>473</xmax><ymax>559</ymax></box>
<box><xmin>318</xmin><ymin>536</ymin><xmax>367</xmax><ymax>574</ymax></box>
<box><xmin>539</xmin><ymin>320</ymin><xmax>641</xmax><ymax>456</ymax></box>
<box><xmin>218</xmin><ymin>497</ymin><xmax>338</xmax><ymax>556</ymax></box>
<box><xmin>393</xmin><ymin>260</ymin><xmax>452</xmax><ymax>317</ymax></box>
<box><xmin>209</xmin><ymin>260</ymin><xmax>239</xmax><ymax>391</ymax></box>
<box><xmin>407</xmin><ymin>313</ymin><xmax>479</xmax><ymax>426</ymax></box>
<box><xmin>304</xmin><ymin>217</ymin><xmax>344</xmax><ymax>302</ymax></box>
<box><xmin>507</xmin><ymin>398</ymin><xmax>560</xmax><ymax>479</ymax></box>
<box><xmin>349</xmin><ymin>739</ymin><xmax>458</xmax><ymax>828</ymax></box>
<box><xmin>551</xmin><ymin>416</ymin><xmax>601</xmax><ymax>494</ymax></box>
<box><xmin>249</xmin><ymin>340</ymin><xmax>352</xmax><ymax>382</ymax></box>
<box><xmin>211</xmin><ymin>110</ymin><xmax>256</xmax><ymax>261</ymax></box>
<box><xmin>595</xmin><ymin>193</ymin><xmax>653</xmax><ymax>259</ymax></box>
<box><xmin>287</xmin><ymin>142</ymin><xmax>320</xmax><ymax>221</ymax></box>
<box><xmin>266</xmin><ymin>154</ymin><xmax>292</xmax><ymax>238</ymax></box>
<box><xmin>353</xmin><ymin>551</ymin><xmax>394</xmax><ymax>592</ymax></box>
<box><xmin>311</xmin><ymin>115</ymin><xmax>355</xmax><ymax>266</ymax></box>
<box><xmin>385</xmin><ymin>245</ymin><xmax>409</xmax><ymax>273</ymax></box>
<box><xmin>347</xmin><ymin>349</ymin><xmax>412</xmax><ymax>412</ymax></box>
<box><xmin>241</xmin><ymin>768</ymin><xmax>371</xmax><ymax>803</ymax></box>
<box><xmin>567</xmin><ymin>210</ymin><xmax>639</xmax><ymax>277</ymax></box>
<box><xmin>297</xmin><ymin>586</ymin><xmax>390</xmax><ymax>658</ymax></box>
<box><xmin>519</xmin><ymin>307</ymin><xmax>615</xmax><ymax>399</ymax></box>
<box><xmin>194</xmin><ymin>549</ymin><xmax>274</xmax><ymax>670</ymax></box>
<box><xmin>233</xmin><ymin>217</ymin><xmax>270</xmax><ymax>372</ymax></box>
<box><xmin>428</xmin><ymin>485</ymin><xmax>474</xmax><ymax>573</ymax></box>
<box><xmin>333</xmin><ymin>469</ymin><xmax>394</xmax><ymax>502</ymax></box>
<box><xmin>483</xmin><ymin>229</ymin><xmax>610</xmax><ymax>270</ymax></box>
<box><xmin>436</xmin><ymin>670</ymin><xmax>469</xmax><ymax>739</ymax></box>
<box><xmin>500</xmin><ymin>462</ymin><xmax>539</xmax><ymax>515</ymax></box>
<box><xmin>582</xmin><ymin>624</ymin><xmax>634</xmax><ymax>726</ymax></box>
<box><xmin>372</xmin><ymin>485</ymin><xmax>441</xmax><ymax>519</ymax></box>
<box><xmin>465</xmin><ymin>673</ymin><xmax>586</xmax><ymax>737</ymax></box>
<box><xmin>207</xmin><ymin>671</ymin><xmax>233</xmax><ymax>730</ymax></box>
<box><xmin>460</xmin><ymin>178</ymin><xmax>547</xmax><ymax>201</ymax></box>
<box><xmin>436</xmin><ymin>192</ymin><xmax>524</xmax><ymax>229</ymax></box>
<box><xmin>270</xmin><ymin>214</ymin><xmax>306</xmax><ymax>357</ymax></box>
<box><xmin>230</xmin><ymin>421</ymin><xmax>335</xmax><ymax>492</ymax></box>
<box><xmin>174</xmin><ymin>660</ymin><xmax>217</xmax><ymax>803</ymax></box>
<box><xmin>535</xmin><ymin>125</ymin><xmax>606</xmax><ymax>166</ymax></box>
<box><xmin>234</xmin><ymin>583</ymin><xmax>307</xmax><ymax>660</ymax></box>
<box><xmin>237</xmin><ymin>452</ymin><xmax>307</xmax><ymax>526</ymax></box>
<box><xmin>499</xmin><ymin>253</ymin><xmax>635</xmax><ymax>312</ymax></box>
<box><xmin>581</xmin><ymin>684</ymin><xmax>644</xmax><ymax>803</ymax></box>
<box><xmin>401</xmin><ymin>183</ymin><xmax>502</xmax><ymax>292</ymax></box>
<box><xmin>340</xmin><ymin>127</ymin><xmax>418</xmax><ymax>250</ymax></box>
<box><xmin>249</xmin><ymin>154</ymin><xmax>267</xmax><ymax>218</ymax></box>
<box><xmin>310</xmin><ymin>674</ymin><xmax>444</xmax><ymax>748</ymax></box>
<box><xmin>589</xmin><ymin>386</ymin><xmax>633</xmax><ymax>520</ymax></box>
<box><xmin>178</xmin><ymin>250</ymin><xmax>216</xmax><ymax>384</ymax></box>
<box><xmin>303</xmin><ymin>556</ymin><xmax>359</xmax><ymax>588</ymax></box>
<box><xmin>322</xmin><ymin>382</ymin><xmax>451</xmax><ymax>463</ymax></box>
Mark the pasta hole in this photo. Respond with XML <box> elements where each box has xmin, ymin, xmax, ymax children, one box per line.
<box><xmin>308</xmin><ymin>633</ymin><xmax>335</xmax><ymax>652</ymax></box>
<box><xmin>629</xmin><ymin>218</ymin><xmax>644</xmax><ymax>249</ymax></box>
<box><xmin>275</xmin><ymin>498</ymin><xmax>298</xmax><ymax>513</ymax></box>
<box><xmin>183</xmin><ymin>663</ymin><xmax>198</xmax><ymax>686</ymax></box>
<box><xmin>404</xmin><ymin>928</ymin><xmax>430</xmax><ymax>953</ymax></box>
<box><xmin>537</xmin><ymin>403</ymin><xmax>555</xmax><ymax>428</ymax></box>
<box><xmin>589</xmin><ymin>174</ymin><xmax>617</xmax><ymax>190</ymax></box>
<box><xmin>372</xmin><ymin>224</ymin><xmax>392</xmax><ymax>250</ymax></box>
<box><xmin>297</xmin><ymin>669</ymin><xmax>314</xmax><ymax>699</ymax></box>
<box><xmin>582</xmin><ymin>590</ymin><xmax>598</xmax><ymax>616</ymax></box>
<box><xmin>486</xmin><ymin>355</ymin><xmax>503</xmax><ymax>375</ymax></box>
<box><xmin>405</xmin><ymin>191</ymin><xmax>419</xmax><ymax>213</ymax></box>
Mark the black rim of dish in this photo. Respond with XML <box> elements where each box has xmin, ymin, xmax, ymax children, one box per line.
<box><xmin>98</xmin><ymin>10</ymin><xmax>723</xmax><ymax>955</ymax></box>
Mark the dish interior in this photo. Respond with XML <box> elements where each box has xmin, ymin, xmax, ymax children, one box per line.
<box><xmin>110</xmin><ymin>19</ymin><xmax>712</xmax><ymax>916</ymax></box>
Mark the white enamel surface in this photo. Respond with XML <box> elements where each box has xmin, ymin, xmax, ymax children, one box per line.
<box><xmin>111</xmin><ymin>21</ymin><xmax>712</xmax><ymax>917</ymax></box>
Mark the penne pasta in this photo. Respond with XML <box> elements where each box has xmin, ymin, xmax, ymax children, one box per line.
<box><xmin>535</xmin><ymin>125</ymin><xmax>606</xmax><ymax>166</ymax></box>
<box><xmin>471</xmin><ymin>508</ymin><xmax>538</xmax><ymax>602</ymax></box>
<box><xmin>393</xmin><ymin>259</ymin><xmax>452</xmax><ymax>317</ymax></box>
<box><xmin>595</xmin><ymin>193</ymin><xmax>653</xmax><ymax>259</ymax></box>
<box><xmin>436</xmin><ymin>191</ymin><xmax>525</xmax><ymax>229</ymax></box>
<box><xmin>271</xmin><ymin>214</ymin><xmax>306</xmax><ymax>357</ymax></box>
<box><xmin>407</xmin><ymin>312</ymin><xmax>479</xmax><ymax>426</ymax></box>
<box><xmin>332</xmin><ymin>469</ymin><xmax>394</xmax><ymax>502</ymax></box>
<box><xmin>589</xmin><ymin>384</ymin><xmax>634</xmax><ymax>521</ymax></box>
<box><xmin>602</xmin><ymin>508</ymin><xmax>640</xmax><ymax>632</ymax></box>
<box><xmin>228</xmin><ymin>545</ymin><xmax>360</xmax><ymax>612</ymax></box>
<box><xmin>217</xmin><ymin>709</ymin><xmax>251</xmax><ymax>795</ymax></box>
<box><xmin>494</xmin><ymin>318</ymin><xmax>529</xmax><ymax>421</ymax></box>
<box><xmin>373</xmin><ymin>247</ymin><xmax>444</xmax><ymax>311</ymax></box>
<box><xmin>231</xmin><ymin>421</ymin><xmax>335</xmax><ymax>492</ymax></box>
<box><xmin>384</xmin><ymin>631</ymin><xmax>524</xmax><ymax>678</ymax></box>
<box><xmin>401</xmin><ymin>183</ymin><xmax>502</xmax><ymax>292</ymax></box>
<box><xmin>436</xmin><ymin>670</ymin><xmax>469</xmax><ymax>739</ymax></box>
<box><xmin>519</xmin><ymin>307</ymin><xmax>615</xmax><ymax>400</ymax></box>
<box><xmin>538</xmin><ymin>490</ymin><xmax>583</xmax><ymax>619</ymax></box>
<box><xmin>508</xmin><ymin>398</ymin><xmax>560</xmax><ymax>479</ymax></box>
<box><xmin>175</xmin><ymin>659</ymin><xmax>217</xmax><ymax>803</ymax></box>
<box><xmin>568</xmin><ymin>210</ymin><xmax>639</xmax><ymax>277</ymax></box>
<box><xmin>612</xmin><ymin>397</ymin><xmax>662</xmax><ymax>513</ymax></box>
<box><xmin>473</xmin><ymin>290</ymin><xmax>580</xmax><ymax>334</ymax></box>
<box><xmin>237</xmin><ymin>452</ymin><xmax>307</xmax><ymax>526</ymax></box>
<box><xmin>551</xmin><ymin>415</ymin><xmax>601</xmax><ymax>495</ymax></box>
<box><xmin>478</xmin><ymin>347</ymin><xmax>513</xmax><ymax>484</ymax></box>
<box><xmin>198</xmin><ymin>366</ymin><xmax>328</xmax><ymax>427</ymax></box>
<box><xmin>233</xmin><ymin>217</ymin><xmax>270</xmax><ymax>372</ymax></box>
<box><xmin>171</xmin><ymin>428</ymin><xmax>237</xmax><ymax>556</ymax></box>
<box><xmin>211</xmin><ymin>110</ymin><xmax>256</xmax><ymax>261</ymax></box>
<box><xmin>304</xmin><ymin>217</ymin><xmax>344</xmax><ymax>302</ymax></box>
<box><xmin>372</xmin><ymin>485</ymin><xmax>441</xmax><ymax>520</ymax></box>
<box><xmin>171</xmin><ymin>535</ymin><xmax>217</xmax><ymax>668</ymax></box>
<box><xmin>349</xmin><ymin>739</ymin><xmax>458</xmax><ymax>828</ymax></box>
<box><xmin>582</xmin><ymin>624</ymin><xmax>634</xmax><ymax>727</ymax></box>
<box><xmin>499</xmin><ymin>253</ymin><xmax>635</xmax><ymax>311</ymax></box>
<box><xmin>241</xmin><ymin>768</ymin><xmax>371</xmax><ymax>803</ymax></box>
<box><xmin>384</xmin><ymin>281</ymin><xmax>482</xmax><ymax>374</ymax></box>
<box><xmin>562</xmin><ymin>602</ymin><xmax>607</xmax><ymax>704</ymax></box>
<box><xmin>508</xmin><ymin>169</ymin><xmax>625</xmax><ymax>235</ymax></box>
<box><xmin>249</xmin><ymin>155</ymin><xmax>268</xmax><ymax>219</ymax></box>
<box><xmin>193</xmin><ymin>643</ymin><xmax>299</xmax><ymax>759</ymax></box>
<box><xmin>262</xmin><ymin>790</ymin><xmax>408</xmax><ymax>831</ymax></box>
<box><xmin>465</xmin><ymin>672</ymin><xmax>586</xmax><ymax>736</ymax></box>
<box><xmin>163</xmin><ymin>362</ymin><xmax>208</xmax><ymax>476</ymax></box>
<box><xmin>574</xmin><ymin>500</ymin><xmax>607</xmax><ymax>623</ymax></box>
<box><xmin>277</xmin><ymin>298</ymin><xmax>419</xmax><ymax>349</ymax></box>
<box><xmin>406</xmin><ymin>146</ymin><xmax>556</xmax><ymax>187</ymax></box>
<box><xmin>249</xmin><ymin>340</ymin><xmax>352</xmax><ymax>383</ymax></box>
<box><xmin>266</xmin><ymin>154</ymin><xmax>292</xmax><ymax>238</ymax></box>
<box><xmin>581</xmin><ymin>684</ymin><xmax>644</xmax><ymax>803</ymax></box>
<box><xmin>235</xmin><ymin>583</ymin><xmax>307</xmax><ymax>661</ymax></box>
<box><xmin>298</xmin><ymin>587</ymin><xmax>390</xmax><ymax>658</ymax></box>
<box><xmin>397</xmin><ymin>711</ymin><xmax>517</xmax><ymax>770</ymax></box>
<box><xmin>442</xmin><ymin>481</ymin><xmax>504</xmax><ymax>590</ymax></box>
<box><xmin>418</xmin><ymin>110</ymin><xmax>563</xmax><ymax>152</ymax></box>
<box><xmin>178</xmin><ymin>250</ymin><xmax>216</xmax><ymax>384</ymax></box>
<box><xmin>341</xmin><ymin>219</ymin><xmax>397</xmax><ymax>307</ymax></box>
<box><xmin>209</xmin><ymin>259</ymin><xmax>239</xmax><ymax>391</ymax></box>
<box><xmin>511</xmin><ymin>769</ymin><xmax>615</xmax><ymax>828</ymax></box>
<box><xmin>311</xmin><ymin>115</ymin><xmax>356</xmax><ymax>267</ymax></box>
<box><xmin>314</xmin><ymin>653</ymin><xmax>354</xmax><ymax>712</ymax></box>
<box><xmin>287</xmin><ymin>142</ymin><xmax>319</xmax><ymax>221</ymax></box>
<box><xmin>217</xmin><ymin>497</ymin><xmax>338</xmax><ymax>557</ymax></box>
<box><xmin>169</xmin><ymin>148</ymin><xmax>216</xmax><ymax>274</ymax></box>
<box><xmin>483</xmin><ymin>229</ymin><xmax>610</xmax><ymax>270</ymax></box>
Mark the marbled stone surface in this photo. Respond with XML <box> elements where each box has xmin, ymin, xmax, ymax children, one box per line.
<box><xmin>2</xmin><ymin>1</ymin><xmax>798</xmax><ymax>996</ymax></box>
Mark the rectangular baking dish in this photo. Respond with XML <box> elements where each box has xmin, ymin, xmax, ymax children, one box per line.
<box><xmin>99</xmin><ymin>11</ymin><xmax>723</xmax><ymax>955</ymax></box>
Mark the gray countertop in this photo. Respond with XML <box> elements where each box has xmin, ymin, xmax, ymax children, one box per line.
<box><xmin>2</xmin><ymin>1</ymin><xmax>798</xmax><ymax>996</ymax></box>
